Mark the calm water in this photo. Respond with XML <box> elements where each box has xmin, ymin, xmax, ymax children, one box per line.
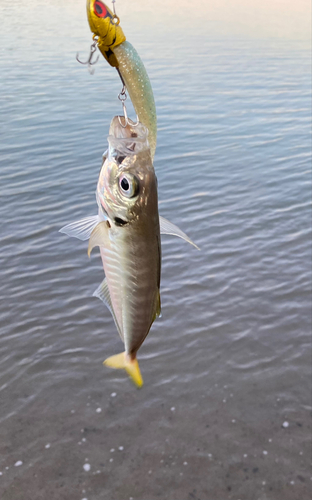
<box><xmin>0</xmin><ymin>1</ymin><xmax>311</xmax><ymax>499</ymax></box>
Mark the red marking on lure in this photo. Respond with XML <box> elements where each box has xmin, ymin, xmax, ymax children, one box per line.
<box><xmin>94</xmin><ymin>1</ymin><xmax>107</xmax><ymax>18</ymax></box>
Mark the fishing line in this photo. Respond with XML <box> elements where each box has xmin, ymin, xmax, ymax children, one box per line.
<box><xmin>112</xmin><ymin>0</ymin><xmax>117</xmax><ymax>16</ymax></box>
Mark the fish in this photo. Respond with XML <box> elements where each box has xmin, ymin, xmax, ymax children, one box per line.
<box><xmin>86</xmin><ymin>0</ymin><xmax>157</xmax><ymax>159</ymax></box>
<box><xmin>60</xmin><ymin>117</ymin><xmax>198</xmax><ymax>387</ymax></box>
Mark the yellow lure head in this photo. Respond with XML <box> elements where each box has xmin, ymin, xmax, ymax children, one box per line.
<box><xmin>86</xmin><ymin>0</ymin><xmax>126</xmax><ymax>67</ymax></box>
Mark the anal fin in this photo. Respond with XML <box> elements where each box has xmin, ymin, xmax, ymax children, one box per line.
<box><xmin>93</xmin><ymin>278</ymin><xmax>123</xmax><ymax>341</ymax></box>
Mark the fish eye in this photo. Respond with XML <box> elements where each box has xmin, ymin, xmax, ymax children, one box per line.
<box><xmin>94</xmin><ymin>1</ymin><xmax>107</xmax><ymax>18</ymax></box>
<box><xmin>118</xmin><ymin>174</ymin><xmax>139</xmax><ymax>198</ymax></box>
<box><xmin>121</xmin><ymin>177</ymin><xmax>129</xmax><ymax>190</ymax></box>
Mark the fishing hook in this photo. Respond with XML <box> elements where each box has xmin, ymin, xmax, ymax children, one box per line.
<box><xmin>117</xmin><ymin>72</ymin><xmax>139</xmax><ymax>128</ymax></box>
<box><xmin>117</xmin><ymin>89</ymin><xmax>139</xmax><ymax>128</ymax></box>
<box><xmin>76</xmin><ymin>37</ymin><xmax>99</xmax><ymax>74</ymax></box>
<box><xmin>117</xmin><ymin>85</ymin><xmax>129</xmax><ymax>128</ymax></box>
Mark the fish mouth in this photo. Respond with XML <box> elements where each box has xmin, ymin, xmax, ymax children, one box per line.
<box><xmin>108</xmin><ymin>116</ymin><xmax>149</xmax><ymax>157</ymax></box>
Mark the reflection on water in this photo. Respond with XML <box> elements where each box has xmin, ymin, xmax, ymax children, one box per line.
<box><xmin>0</xmin><ymin>1</ymin><xmax>311</xmax><ymax>499</ymax></box>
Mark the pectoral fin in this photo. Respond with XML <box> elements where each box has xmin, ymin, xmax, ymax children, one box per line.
<box><xmin>159</xmin><ymin>216</ymin><xmax>199</xmax><ymax>249</ymax></box>
<box><xmin>93</xmin><ymin>278</ymin><xmax>123</xmax><ymax>341</ymax></box>
<box><xmin>59</xmin><ymin>216</ymin><xmax>100</xmax><ymax>241</ymax></box>
<box><xmin>104</xmin><ymin>352</ymin><xmax>143</xmax><ymax>388</ymax></box>
<box><xmin>88</xmin><ymin>221</ymin><xmax>109</xmax><ymax>257</ymax></box>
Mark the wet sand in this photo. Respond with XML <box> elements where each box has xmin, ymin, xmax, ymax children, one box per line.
<box><xmin>0</xmin><ymin>359</ymin><xmax>310</xmax><ymax>500</ymax></box>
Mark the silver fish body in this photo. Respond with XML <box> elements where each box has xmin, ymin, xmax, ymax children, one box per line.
<box><xmin>96</xmin><ymin>149</ymin><xmax>161</xmax><ymax>357</ymax></box>
<box><xmin>87</xmin><ymin>117</ymin><xmax>161</xmax><ymax>385</ymax></box>
<box><xmin>60</xmin><ymin>118</ymin><xmax>198</xmax><ymax>387</ymax></box>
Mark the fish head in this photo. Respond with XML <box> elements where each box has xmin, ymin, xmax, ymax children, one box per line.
<box><xmin>87</xmin><ymin>1</ymin><xmax>126</xmax><ymax>66</ymax></box>
<box><xmin>97</xmin><ymin>117</ymin><xmax>158</xmax><ymax>225</ymax></box>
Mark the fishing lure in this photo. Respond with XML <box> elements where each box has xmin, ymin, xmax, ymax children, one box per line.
<box><xmin>83</xmin><ymin>0</ymin><xmax>157</xmax><ymax>159</ymax></box>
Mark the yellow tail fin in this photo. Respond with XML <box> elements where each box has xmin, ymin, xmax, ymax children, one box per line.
<box><xmin>103</xmin><ymin>352</ymin><xmax>143</xmax><ymax>388</ymax></box>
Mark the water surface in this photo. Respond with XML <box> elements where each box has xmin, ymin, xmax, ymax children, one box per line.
<box><xmin>0</xmin><ymin>1</ymin><xmax>311</xmax><ymax>499</ymax></box>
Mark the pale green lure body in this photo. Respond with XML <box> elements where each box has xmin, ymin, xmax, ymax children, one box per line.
<box><xmin>114</xmin><ymin>42</ymin><xmax>157</xmax><ymax>159</ymax></box>
<box><xmin>87</xmin><ymin>0</ymin><xmax>157</xmax><ymax>158</ymax></box>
